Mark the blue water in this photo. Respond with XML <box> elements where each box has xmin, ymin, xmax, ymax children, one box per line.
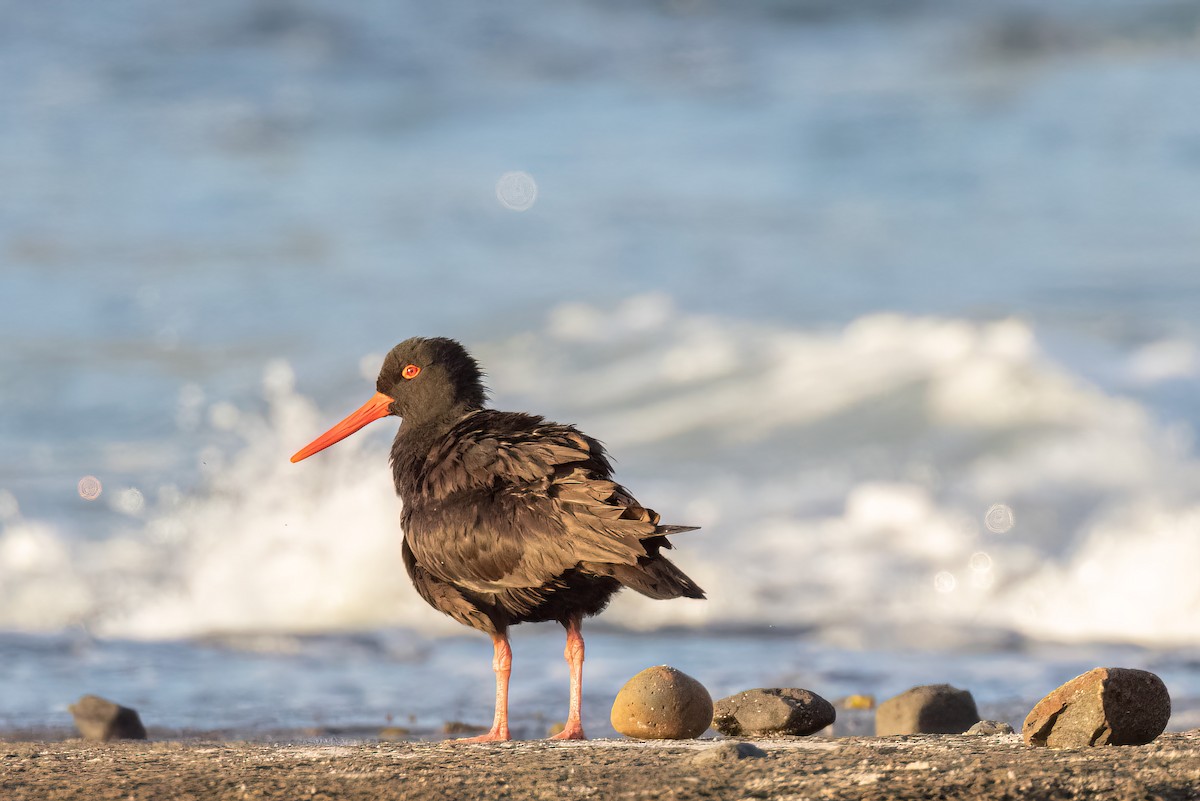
<box><xmin>2</xmin><ymin>0</ymin><xmax>1200</xmax><ymax>735</ymax></box>
<box><xmin>5</xmin><ymin>628</ymin><xmax>1198</xmax><ymax>738</ymax></box>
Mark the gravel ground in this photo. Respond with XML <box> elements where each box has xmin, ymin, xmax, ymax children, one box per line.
<box><xmin>3</xmin><ymin>732</ymin><xmax>1199</xmax><ymax>800</ymax></box>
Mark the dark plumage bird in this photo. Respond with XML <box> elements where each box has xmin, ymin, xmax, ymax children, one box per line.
<box><xmin>291</xmin><ymin>337</ymin><xmax>704</xmax><ymax>741</ymax></box>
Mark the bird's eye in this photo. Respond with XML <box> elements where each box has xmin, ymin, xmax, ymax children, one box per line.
<box><xmin>402</xmin><ymin>364</ymin><xmax>421</xmax><ymax>380</ymax></box>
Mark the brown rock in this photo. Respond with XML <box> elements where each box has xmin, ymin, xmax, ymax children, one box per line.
<box><xmin>610</xmin><ymin>665</ymin><xmax>712</xmax><ymax>740</ymax></box>
<box><xmin>378</xmin><ymin>726</ymin><xmax>411</xmax><ymax>741</ymax></box>
<box><xmin>967</xmin><ymin>720</ymin><xmax>1016</xmax><ymax>736</ymax></box>
<box><xmin>1023</xmin><ymin>667</ymin><xmax>1171</xmax><ymax>748</ymax></box>
<box><xmin>712</xmin><ymin>688</ymin><xmax>835</xmax><ymax>737</ymax></box>
<box><xmin>875</xmin><ymin>684</ymin><xmax>980</xmax><ymax>736</ymax></box>
<box><xmin>68</xmin><ymin>695</ymin><xmax>147</xmax><ymax>742</ymax></box>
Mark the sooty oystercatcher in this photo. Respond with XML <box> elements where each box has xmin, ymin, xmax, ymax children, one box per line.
<box><xmin>291</xmin><ymin>337</ymin><xmax>704</xmax><ymax>741</ymax></box>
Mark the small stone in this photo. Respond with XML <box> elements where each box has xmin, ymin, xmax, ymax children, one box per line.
<box><xmin>967</xmin><ymin>720</ymin><xmax>1016</xmax><ymax>736</ymax></box>
<box><xmin>1023</xmin><ymin>667</ymin><xmax>1170</xmax><ymax>748</ymax></box>
<box><xmin>378</xmin><ymin>726</ymin><xmax>411</xmax><ymax>741</ymax></box>
<box><xmin>713</xmin><ymin>688</ymin><xmax>836</xmax><ymax>737</ymax></box>
<box><xmin>610</xmin><ymin>665</ymin><xmax>713</xmax><ymax>740</ymax></box>
<box><xmin>692</xmin><ymin>741</ymin><xmax>767</xmax><ymax>765</ymax></box>
<box><xmin>837</xmin><ymin>694</ymin><xmax>876</xmax><ymax>710</ymax></box>
<box><xmin>68</xmin><ymin>695</ymin><xmax>147</xmax><ymax>742</ymax></box>
<box><xmin>875</xmin><ymin>684</ymin><xmax>980</xmax><ymax>736</ymax></box>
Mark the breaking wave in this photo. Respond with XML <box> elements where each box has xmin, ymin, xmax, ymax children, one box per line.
<box><xmin>2</xmin><ymin>301</ymin><xmax>1198</xmax><ymax>646</ymax></box>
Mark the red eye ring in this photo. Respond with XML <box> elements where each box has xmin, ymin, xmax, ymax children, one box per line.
<box><xmin>402</xmin><ymin>364</ymin><xmax>421</xmax><ymax>380</ymax></box>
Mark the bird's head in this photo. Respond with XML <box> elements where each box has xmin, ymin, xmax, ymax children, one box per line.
<box><xmin>290</xmin><ymin>336</ymin><xmax>486</xmax><ymax>463</ymax></box>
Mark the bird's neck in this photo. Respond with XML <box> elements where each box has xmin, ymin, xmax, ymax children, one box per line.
<box><xmin>389</xmin><ymin>404</ymin><xmax>477</xmax><ymax>500</ymax></box>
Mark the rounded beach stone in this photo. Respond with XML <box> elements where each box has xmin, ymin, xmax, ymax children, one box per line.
<box><xmin>611</xmin><ymin>665</ymin><xmax>713</xmax><ymax>739</ymax></box>
<box><xmin>875</xmin><ymin>684</ymin><xmax>980</xmax><ymax>736</ymax></box>
<box><xmin>1023</xmin><ymin>667</ymin><xmax>1170</xmax><ymax>748</ymax></box>
<box><xmin>966</xmin><ymin>720</ymin><xmax>1016</xmax><ymax>736</ymax></box>
<box><xmin>712</xmin><ymin>688</ymin><xmax>835</xmax><ymax>737</ymax></box>
<box><xmin>68</xmin><ymin>695</ymin><xmax>147</xmax><ymax>742</ymax></box>
<box><xmin>691</xmin><ymin>741</ymin><xmax>767</xmax><ymax>765</ymax></box>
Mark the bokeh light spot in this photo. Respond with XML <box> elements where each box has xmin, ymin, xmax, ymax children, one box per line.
<box><xmin>933</xmin><ymin>571</ymin><xmax>957</xmax><ymax>594</ymax></box>
<box><xmin>968</xmin><ymin>551</ymin><xmax>993</xmax><ymax>573</ymax></box>
<box><xmin>114</xmin><ymin>487</ymin><xmax>145</xmax><ymax>515</ymax></box>
<box><xmin>495</xmin><ymin>171</ymin><xmax>538</xmax><ymax>211</ymax></box>
<box><xmin>984</xmin><ymin>502</ymin><xmax>1015</xmax><ymax>533</ymax></box>
<box><xmin>77</xmin><ymin>475</ymin><xmax>103</xmax><ymax>501</ymax></box>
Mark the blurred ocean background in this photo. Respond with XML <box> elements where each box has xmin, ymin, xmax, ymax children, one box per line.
<box><xmin>3</xmin><ymin>0</ymin><xmax>1200</xmax><ymax>738</ymax></box>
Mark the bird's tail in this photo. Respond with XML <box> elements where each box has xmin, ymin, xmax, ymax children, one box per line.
<box><xmin>582</xmin><ymin>523</ymin><xmax>705</xmax><ymax>600</ymax></box>
<box><xmin>605</xmin><ymin>556</ymin><xmax>706</xmax><ymax>600</ymax></box>
<box><xmin>581</xmin><ymin>515</ymin><xmax>704</xmax><ymax>599</ymax></box>
<box><xmin>653</xmin><ymin>524</ymin><xmax>700</xmax><ymax>536</ymax></box>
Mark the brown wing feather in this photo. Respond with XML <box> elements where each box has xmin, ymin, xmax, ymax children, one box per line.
<box><xmin>402</xmin><ymin>411</ymin><xmax>682</xmax><ymax>594</ymax></box>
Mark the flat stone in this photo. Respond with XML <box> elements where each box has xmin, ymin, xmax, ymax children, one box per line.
<box><xmin>1023</xmin><ymin>667</ymin><xmax>1170</xmax><ymax>748</ymax></box>
<box><xmin>68</xmin><ymin>695</ymin><xmax>147</xmax><ymax>742</ymax></box>
<box><xmin>712</xmin><ymin>688</ymin><xmax>836</xmax><ymax>737</ymax></box>
<box><xmin>967</xmin><ymin>720</ymin><xmax>1016</xmax><ymax>736</ymax></box>
<box><xmin>610</xmin><ymin>665</ymin><xmax>713</xmax><ymax>740</ymax></box>
<box><xmin>875</xmin><ymin>684</ymin><xmax>980</xmax><ymax>736</ymax></box>
<box><xmin>692</xmin><ymin>741</ymin><xmax>767</xmax><ymax>765</ymax></box>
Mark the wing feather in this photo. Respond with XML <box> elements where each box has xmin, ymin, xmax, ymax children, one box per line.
<box><xmin>403</xmin><ymin>411</ymin><xmax>682</xmax><ymax>593</ymax></box>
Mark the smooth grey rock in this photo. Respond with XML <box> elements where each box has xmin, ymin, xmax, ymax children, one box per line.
<box><xmin>69</xmin><ymin>695</ymin><xmax>147</xmax><ymax>741</ymax></box>
<box><xmin>610</xmin><ymin>665</ymin><xmax>713</xmax><ymax>740</ymax></box>
<box><xmin>692</xmin><ymin>741</ymin><xmax>768</xmax><ymax>765</ymax></box>
<box><xmin>875</xmin><ymin>684</ymin><xmax>980</xmax><ymax>736</ymax></box>
<box><xmin>713</xmin><ymin>688</ymin><xmax>836</xmax><ymax>737</ymax></box>
<box><xmin>1023</xmin><ymin>667</ymin><xmax>1170</xmax><ymax>748</ymax></box>
<box><xmin>967</xmin><ymin>720</ymin><xmax>1016</xmax><ymax>736</ymax></box>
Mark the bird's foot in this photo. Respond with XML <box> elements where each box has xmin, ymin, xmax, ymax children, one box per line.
<box><xmin>455</xmin><ymin>727</ymin><xmax>511</xmax><ymax>743</ymax></box>
<box><xmin>549</xmin><ymin>722</ymin><xmax>586</xmax><ymax>741</ymax></box>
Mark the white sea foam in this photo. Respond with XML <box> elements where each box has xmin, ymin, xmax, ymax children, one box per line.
<box><xmin>1</xmin><ymin>304</ymin><xmax>1198</xmax><ymax>646</ymax></box>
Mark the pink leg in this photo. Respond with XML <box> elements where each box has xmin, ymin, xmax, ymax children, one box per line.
<box><xmin>457</xmin><ymin>633</ymin><xmax>512</xmax><ymax>742</ymax></box>
<box><xmin>550</xmin><ymin>615</ymin><xmax>586</xmax><ymax>740</ymax></box>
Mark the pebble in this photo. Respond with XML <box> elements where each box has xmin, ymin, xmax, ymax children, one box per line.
<box><xmin>967</xmin><ymin>720</ymin><xmax>1016</xmax><ymax>736</ymax></box>
<box><xmin>610</xmin><ymin>665</ymin><xmax>713</xmax><ymax>740</ymax></box>
<box><xmin>712</xmin><ymin>688</ymin><xmax>836</xmax><ymax>737</ymax></box>
<box><xmin>837</xmin><ymin>694</ymin><xmax>876</xmax><ymax>710</ymax></box>
<box><xmin>691</xmin><ymin>741</ymin><xmax>767</xmax><ymax>765</ymax></box>
<box><xmin>68</xmin><ymin>695</ymin><xmax>147</xmax><ymax>742</ymax></box>
<box><xmin>1023</xmin><ymin>667</ymin><xmax>1171</xmax><ymax>748</ymax></box>
<box><xmin>378</xmin><ymin>726</ymin><xmax>412</xmax><ymax>741</ymax></box>
<box><xmin>875</xmin><ymin>684</ymin><xmax>980</xmax><ymax>736</ymax></box>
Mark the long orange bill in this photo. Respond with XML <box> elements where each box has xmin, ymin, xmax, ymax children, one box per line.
<box><xmin>290</xmin><ymin>391</ymin><xmax>394</xmax><ymax>463</ymax></box>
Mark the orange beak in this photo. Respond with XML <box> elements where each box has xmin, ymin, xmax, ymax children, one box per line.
<box><xmin>290</xmin><ymin>391</ymin><xmax>394</xmax><ymax>463</ymax></box>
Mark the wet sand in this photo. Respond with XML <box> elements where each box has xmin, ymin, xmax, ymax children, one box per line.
<box><xmin>3</xmin><ymin>731</ymin><xmax>1199</xmax><ymax>801</ymax></box>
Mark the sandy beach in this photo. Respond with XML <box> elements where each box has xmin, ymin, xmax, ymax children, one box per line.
<box><xmin>4</xmin><ymin>731</ymin><xmax>1199</xmax><ymax>801</ymax></box>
